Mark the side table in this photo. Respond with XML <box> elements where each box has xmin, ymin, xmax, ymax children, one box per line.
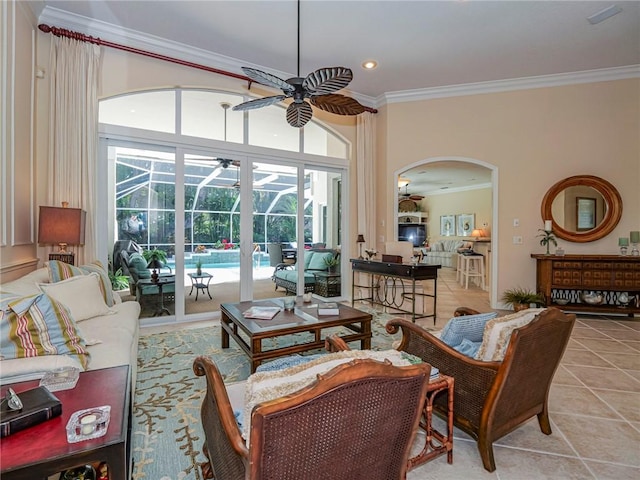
<box><xmin>408</xmin><ymin>373</ymin><xmax>454</xmax><ymax>468</ymax></box>
<box><xmin>137</xmin><ymin>276</ymin><xmax>175</xmax><ymax>315</ymax></box>
<box><xmin>312</xmin><ymin>271</ymin><xmax>341</xmax><ymax>297</ymax></box>
<box><xmin>0</xmin><ymin>365</ymin><xmax>131</xmax><ymax>480</ymax></box>
<box><xmin>188</xmin><ymin>272</ymin><xmax>213</xmax><ymax>301</ymax></box>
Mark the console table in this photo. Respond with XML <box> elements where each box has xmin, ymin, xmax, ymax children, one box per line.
<box><xmin>351</xmin><ymin>259</ymin><xmax>441</xmax><ymax>323</ymax></box>
<box><xmin>531</xmin><ymin>254</ymin><xmax>640</xmax><ymax>316</ymax></box>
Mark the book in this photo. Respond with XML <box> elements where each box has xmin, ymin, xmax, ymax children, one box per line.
<box><xmin>243</xmin><ymin>306</ymin><xmax>281</xmax><ymax>320</ymax></box>
<box><xmin>0</xmin><ymin>386</ymin><xmax>62</xmax><ymax>437</ymax></box>
<box><xmin>317</xmin><ymin>302</ymin><xmax>340</xmax><ymax>316</ymax></box>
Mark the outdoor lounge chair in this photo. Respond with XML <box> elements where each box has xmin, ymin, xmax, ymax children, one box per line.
<box><xmin>193</xmin><ymin>355</ymin><xmax>431</xmax><ymax>480</ymax></box>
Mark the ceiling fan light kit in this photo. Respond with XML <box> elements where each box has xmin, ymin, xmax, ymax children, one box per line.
<box><xmin>232</xmin><ymin>0</ymin><xmax>367</xmax><ymax>128</ymax></box>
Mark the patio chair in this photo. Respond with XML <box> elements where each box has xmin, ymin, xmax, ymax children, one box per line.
<box><xmin>193</xmin><ymin>355</ymin><xmax>431</xmax><ymax>480</ymax></box>
<box><xmin>380</xmin><ymin>307</ymin><xmax>576</xmax><ymax>472</ymax></box>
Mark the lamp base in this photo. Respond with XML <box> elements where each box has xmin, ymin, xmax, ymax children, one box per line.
<box><xmin>632</xmin><ymin>244</ymin><xmax>639</xmax><ymax>256</ymax></box>
<box><xmin>49</xmin><ymin>252</ymin><xmax>75</xmax><ymax>265</ymax></box>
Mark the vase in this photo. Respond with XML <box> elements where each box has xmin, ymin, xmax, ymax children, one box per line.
<box><xmin>196</xmin><ymin>267</ymin><xmax>202</xmax><ymax>276</ymax></box>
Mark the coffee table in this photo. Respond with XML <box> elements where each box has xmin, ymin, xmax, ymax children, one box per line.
<box><xmin>220</xmin><ymin>298</ymin><xmax>372</xmax><ymax>372</ymax></box>
<box><xmin>0</xmin><ymin>365</ymin><xmax>131</xmax><ymax>480</ymax></box>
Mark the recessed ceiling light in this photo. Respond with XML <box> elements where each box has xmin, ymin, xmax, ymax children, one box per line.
<box><xmin>362</xmin><ymin>60</ymin><xmax>378</xmax><ymax>70</ymax></box>
<box><xmin>587</xmin><ymin>4</ymin><xmax>622</xmax><ymax>24</ymax></box>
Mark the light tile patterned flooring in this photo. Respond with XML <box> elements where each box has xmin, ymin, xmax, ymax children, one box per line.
<box><xmin>141</xmin><ymin>268</ymin><xmax>640</xmax><ymax>479</ymax></box>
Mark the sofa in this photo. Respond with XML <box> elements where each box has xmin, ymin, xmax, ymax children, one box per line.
<box><xmin>0</xmin><ymin>261</ymin><xmax>140</xmax><ymax>387</ymax></box>
<box><xmin>420</xmin><ymin>240</ymin><xmax>473</xmax><ymax>268</ymax></box>
<box><xmin>273</xmin><ymin>249</ymin><xmax>338</xmax><ymax>295</ymax></box>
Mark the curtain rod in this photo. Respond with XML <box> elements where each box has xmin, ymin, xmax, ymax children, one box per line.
<box><xmin>38</xmin><ymin>24</ymin><xmax>377</xmax><ymax>114</ymax></box>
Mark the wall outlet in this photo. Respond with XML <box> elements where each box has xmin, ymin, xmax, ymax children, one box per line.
<box><xmin>513</xmin><ymin>218</ymin><xmax>520</xmax><ymax>227</ymax></box>
<box><xmin>513</xmin><ymin>236</ymin><xmax>523</xmax><ymax>244</ymax></box>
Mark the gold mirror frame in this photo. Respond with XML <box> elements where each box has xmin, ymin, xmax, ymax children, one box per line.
<box><xmin>541</xmin><ymin>175</ymin><xmax>622</xmax><ymax>243</ymax></box>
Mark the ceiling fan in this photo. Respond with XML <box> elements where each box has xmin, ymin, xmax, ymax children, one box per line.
<box><xmin>232</xmin><ymin>0</ymin><xmax>366</xmax><ymax>128</ymax></box>
<box><xmin>398</xmin><ymin>184</ymin><xmax>425</xmax><ymax>201</ymax></box>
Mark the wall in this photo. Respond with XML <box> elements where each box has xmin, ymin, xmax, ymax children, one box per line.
<box><xmin>422</xmin><ymin>187</ymin><xmax>492</xmax><ymax>244</ymax></box>
<box><xmin>0</xmin><ymin>1</ymin><xmax>39</xmax><ymax>282</ymax></box>
<box><xmin>379</xmin><ymin>79</ymin><xmax>640</xmax><ymax>307</ymax></box>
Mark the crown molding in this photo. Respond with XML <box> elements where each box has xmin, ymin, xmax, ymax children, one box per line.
<box><xmin>382</xmin><ymin>65</ymin><xmax>640</xmax><ymax>105</ymax></box>
<box><xmin>39</xmin><ymin>7</ymin><xmax>639</xmax><ymax>110</ymax></box>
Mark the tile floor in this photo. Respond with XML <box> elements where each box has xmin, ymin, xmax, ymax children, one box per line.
<box><xmin>140</xmin><ymin>268</ymin><xmax>640</xmax><ymax>479</ymax></box>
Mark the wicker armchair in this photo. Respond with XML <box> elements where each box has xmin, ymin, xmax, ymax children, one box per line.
<box><xmin>385</xmin><ymin>307</ymin><xmax>576</xmax><ymax>472</ymax></box>
<box><xmin>193</xmin><ymin>355</ymin><xmax>432</xmax><ymax>480</ymax></box>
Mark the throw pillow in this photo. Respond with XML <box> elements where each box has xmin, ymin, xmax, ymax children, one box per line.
<box><xmin>47</xmin><ymin>260</ymin><xmax>115</xmax><ymax>307</ymax></box>
<box><xmin>0</xmin><ymin>292</ymin><xmax>90</xmax><ymax>369</ymax></box>
<box><xmin>307</xmin><ymin>251</ymin><xmax>334</xmax><ymax>271</ymax></box>
<box><xmin>453</xmin><ymin>338</ymin><xmax>482</xmax><ymax>358</ymax></box>
<box><xmin>439</xmin><ymin>311</ymin><xmax>498</xmax><ymax>348</ymax></box>
<box><xmin>128</xmin><ymin>253</ymin><xmax>151</xmax><ymax>279</ymax></box>
<box><xmin>39</xmin><ymin>273</ymin><xmax>114</xmax><ymax>322</ymax></box>
<box><xmin>302</xmin><ymin>251</ymin><xmax>315</xmax><ymax>271</ymax></box>
<box><xmin>475</xmin><ymin>308</ymin><xmax>545</xmax><ymax>362</ymax></box>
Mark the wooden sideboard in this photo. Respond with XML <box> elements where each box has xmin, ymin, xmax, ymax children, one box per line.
<box><xmin>531</xmin><ymin>254</ymin><xmax>640</xmax><ymax>316</ymax></box>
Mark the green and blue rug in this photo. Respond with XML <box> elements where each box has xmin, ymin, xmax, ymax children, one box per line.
<box><xmin>131</xmin><ymin>309</ymin><xmax>409</xmax><ymax>480</ymax></box>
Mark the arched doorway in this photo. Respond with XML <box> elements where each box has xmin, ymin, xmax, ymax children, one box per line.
<box><xmin>395</xmin><ymin>157</ymin><xmax>498</xmax><ymax>307</ymax></box>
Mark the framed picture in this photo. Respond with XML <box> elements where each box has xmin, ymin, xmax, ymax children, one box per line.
<box><xmin>457</xmin><ymin>214</ymin><xmax>475</xmax><ymax>236</ymax></box>
<box><xmin>440</xmin><ymin>215</ymin><xmax>455</xmax><ymax>236</ymax></box>
<box><xmin>576</xmin><ymin>197</ymin><xmax>596</xmax><ymax>231</ymax></box>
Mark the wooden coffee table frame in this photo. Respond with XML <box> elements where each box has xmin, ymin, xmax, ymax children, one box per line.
<box><xmin>220</xmin><ymin>299</ymin><xmax>372</xmax><ymax>372</ymax></box>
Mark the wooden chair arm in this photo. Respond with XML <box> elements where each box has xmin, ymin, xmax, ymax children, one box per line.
<box><xmin>454</xmin><ymin>306</ymin><xmax>482</xmax><ymax>316</ymax></box>
<box><xmin>324</xmin><ymin>334</ymin><xmax>351</xmax><ymax>353</ymax></box>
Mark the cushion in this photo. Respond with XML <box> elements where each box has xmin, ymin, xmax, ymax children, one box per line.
<box><xmin>39</xmin><ymin>273</ymin><xmax>114</xmax><ymax>322</ymax></box>
<box><xmin>475</xmin><ymin>308</ymin><xmax>545</xmax><ymax>362</ymax></box>
<box><xmin>47</xmin><ymin>260</ymin><xmax>116</xmax><ymax>307</ymax></box>
<box><xmin>1</xmin><ymin>268</ymin><xmax>51</xmax><ymax>297</ymax></box>
<box><xmin>433</xmin><ymin>242</ymin><xmax>444</xmax><ymax>252</ymax></box>
<box><xmin>440</xmin><ymin>311</ymin><xmax>498</xmax><ymax>347</ymax></box>
<box><xmin>302</xmin><ymin>251</ymin><xmax>315</xmax><ymax>271</ymax></box>
<box><xmin>453</xmin><ymin>338</ymin><xmax>482</xmax><ymax>358</ymax></box>
<box><xmin>242</xmin><ymin>349</ymin><xmax>417</xmax><ymax>439</ymax></box>
<box><xmin>128</xmin><ymin>253</ymin><xmax>151</xmax><ymax>279</ymax></box>
<box><xmin>307</xmin><ymin>251</ymin><xmax>333</xmax><ymax>271</ymax></box>
<box><xmin>0</xmin><ymin>292</ymin><xmax>90</xmax><ymax>369</ymax></box>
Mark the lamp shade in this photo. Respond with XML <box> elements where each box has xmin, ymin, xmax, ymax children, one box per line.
<box><xmin>38</xmin><ymin>206</ymin><xmax>86</xmax><ymax>251</ymax></box>
<box><xmin>356</xmin><ymin>234</ymin><xmax>365</xmax><ymax>243</ymax></box>
<box><xmin>471</xmin><ymin>229</ymin><xmax>483</xmax><ymax>239</ymax></box>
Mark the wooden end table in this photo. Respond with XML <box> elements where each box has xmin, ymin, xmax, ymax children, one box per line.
<box><xmin>408</xmin><ymin>373</ymin><xmax>454</xmax><ymax>468</ymax></box>
<box><xmin>0</xmin><ymin>365</ymin><xmax>131</xmax><ymax>480</ymax></box>
<box><xmin>220</xmin><ymin>298</ymin><xmax>372</xmax><ymax>372</ymax></box>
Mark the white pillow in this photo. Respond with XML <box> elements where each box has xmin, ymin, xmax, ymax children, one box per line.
<box><xmin>475</xmin><ymin>308</ymin><xmax>545</xmax><ymax>362</ymax></box>
<box><xmin>39</xmin><ymin>273</ymin><xmax>114</xmax><ymax>322</ymax></box>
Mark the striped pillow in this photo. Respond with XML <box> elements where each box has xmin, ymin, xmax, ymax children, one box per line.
<box><xmin>0</xmin><ymin>292</ymin><xmax>90</xmax><ymax>369</ymax></box>
<box><xmin>47</xmin><ymin>260</ymin><xmax>115</xmax><ymax>307</ymax></box>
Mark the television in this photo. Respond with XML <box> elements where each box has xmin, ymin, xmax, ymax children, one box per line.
<box><xmin>398</xmin><ymin>223</ymin><xmax>426</xmax><ymax>247</ymax></box>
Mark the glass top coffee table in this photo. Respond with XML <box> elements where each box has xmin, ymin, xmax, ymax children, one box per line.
<box><xmin>220</xmin><ymin>298</ymin><xmax>372</xmax><ymax>372</ymax></box>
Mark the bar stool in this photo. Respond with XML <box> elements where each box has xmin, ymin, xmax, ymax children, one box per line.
<box><xmin>459</xmin><ymin>255</ymin><xmax>485</xmax><ymax>289</ymax></box>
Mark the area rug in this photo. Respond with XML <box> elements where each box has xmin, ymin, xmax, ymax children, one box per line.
<box><xmin>131</xmin><ymin>308</ymin><xmax>423</xmax><ymax>480</ymax></box>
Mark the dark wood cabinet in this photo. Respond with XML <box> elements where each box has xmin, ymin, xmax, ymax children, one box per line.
<box><xmin>531</xmin><ymin>254</ymin><xmax>640</xmax><ymax>316</ymax></box>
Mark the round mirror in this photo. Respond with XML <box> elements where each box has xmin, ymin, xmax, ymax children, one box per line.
<box><xmin>541</xmin><ymin>175</ymin><xmax>622</xmax><ymax>242</ymax></box>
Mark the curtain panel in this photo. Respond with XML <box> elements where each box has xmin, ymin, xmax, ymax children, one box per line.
<box><xmin>356</xmin><ymin>112</ymin><xmax>376</xmax><ymax>254</ymax></box>
<box><xmin>47</xmin><ymin>36</ymin><xmax>101</xmax><ymax>265</ymax></box>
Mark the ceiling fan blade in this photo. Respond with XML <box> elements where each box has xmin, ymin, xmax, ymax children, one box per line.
<box><xmin>232</xmin><ymin>95</ymin><xmax>287</xmax><ymax>111</ymax></box>
<box><xmin>303</xmin><ymin>67</ymin><xmax>353</xmax><ymax>95</ymax></box>
<box><xmin>241</xmin><ymin>67</ymin><xmax>295</xmax><ymax>93</ymax></box>
<box><xmin>286</xmin><ymin>102</ymin><xmax>313</xmax><ymax>128</ymax></box>
<box><xmin>310</xmin><ymin>94</ymin><xmax>366</xmax><ymax>116</ymax></box>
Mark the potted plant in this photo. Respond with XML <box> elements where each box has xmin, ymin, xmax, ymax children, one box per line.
<box><xmin>195</xmin><ymin>258</ymin><xmax>203</xmax><ymax>276</ymax></box>
<box><xmin>324</xmin><ymin>256</ymin><xmax>339</xmax><ymax>273</ymax></box>
<box><xmin>142</xmin><ymin>248</ymin><xmax>168</xmax><ymax>264</ymax></box>
<box><xmin>109</xmin><ymin>268</ymin><xmax>130</xmax><ymax>291</ymax></box>
<box><xmin>501</xmin><ymin>287</ymin><xmax>544</xmax><ymax>311</ymax></box>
